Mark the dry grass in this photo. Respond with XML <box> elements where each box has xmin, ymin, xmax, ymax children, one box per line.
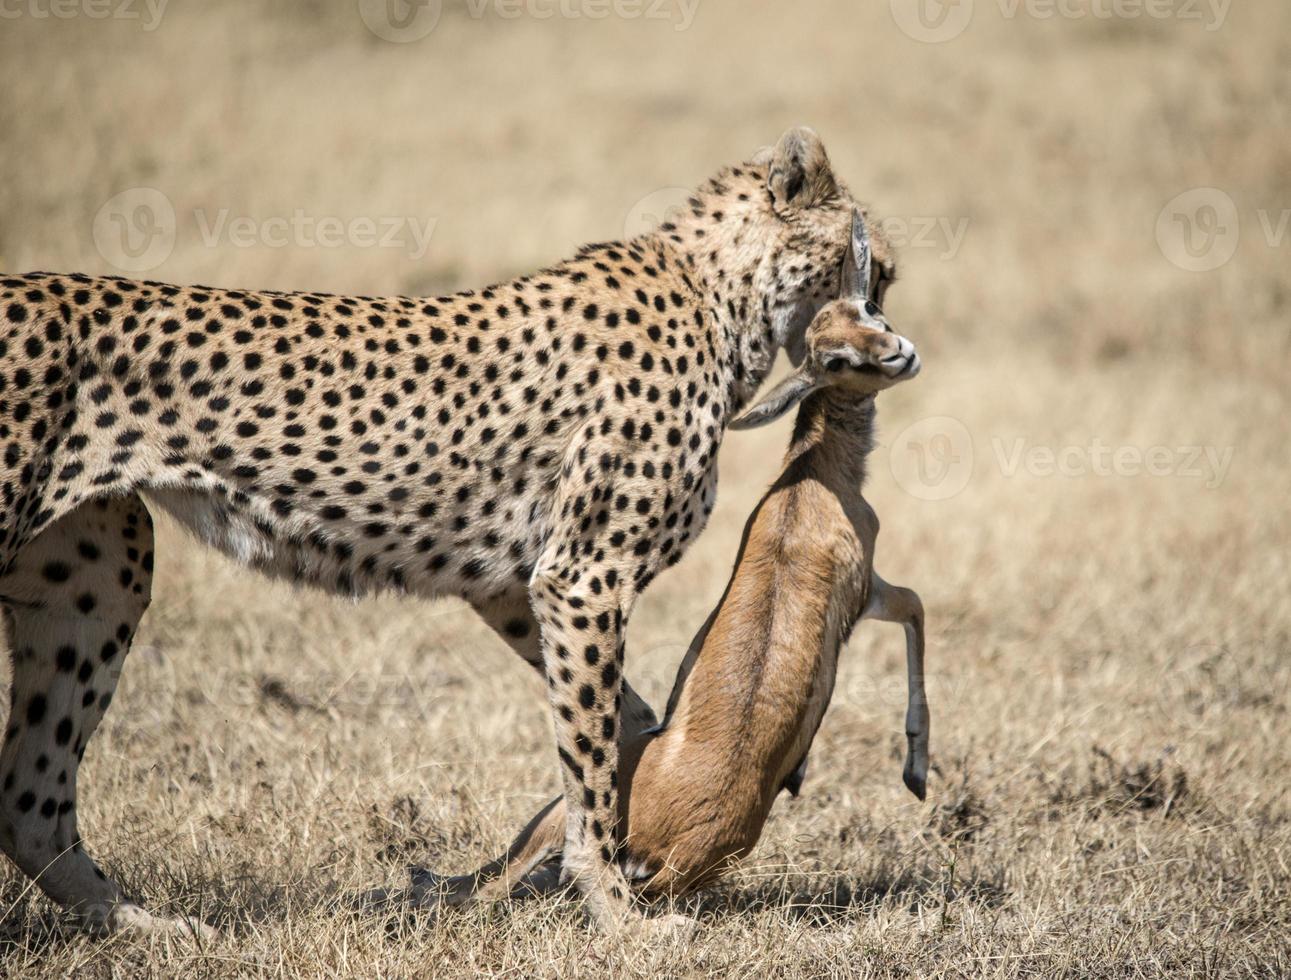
<box><xmin>1</xmin><ymin>1</ymin><xmax>1289</xmax><ymax>976</ymax></box>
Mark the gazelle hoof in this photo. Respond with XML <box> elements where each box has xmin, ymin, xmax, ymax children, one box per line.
<box><xmin>903</xmin><ymin>763</ymin><xmax>927</xmax><ymax>801</ymax></box>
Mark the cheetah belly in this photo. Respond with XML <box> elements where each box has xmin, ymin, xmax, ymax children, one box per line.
<box><xmin>142</xmin><ymin>487</ymin><xmax>279</xmax><ymax>570</ymax></box>
<box><xmin>140</xmin><ymin>485</ymin><xmax>353</xmax><ymax>594</ymax></box>
<box><xmin>141</xmin><ymin>481</ymin><xmax>551</xmax><ymax>602</ymax></box>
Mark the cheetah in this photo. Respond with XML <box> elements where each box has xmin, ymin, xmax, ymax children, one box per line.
<box><xmin>0</xmin><ymin>126</ymin><xmax>895</xmax><ymax>936</ymax></box>
<box><xmin>382</xmin><ymin>211</ymin><xmax>926</xmax><ymax>911</ymax></box>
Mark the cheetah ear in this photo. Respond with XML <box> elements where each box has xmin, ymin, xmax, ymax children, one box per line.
<box><xmin>840</xmin><ymin>209</ymin><xmax>873</xmax><ymax>300</ymax></box>
<box><xmin>767</xmin><ymin>127</ymin><xmax>836</xmax><ymax>210</ymax></box>
<box><xmin>729</xmin><ymin>369</ymin><xmax>822</xmax><ymax>430</ymax></box>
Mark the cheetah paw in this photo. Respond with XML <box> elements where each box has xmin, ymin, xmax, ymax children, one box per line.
<box><xmin>94</xmin><ymin>903</ymin><xmax>219</xmax><ymax>942</ymax></box>
<box><xmin>615</xmin><ymin>910</ymin><xmax>698</xmax><ymax>942</ymax></box>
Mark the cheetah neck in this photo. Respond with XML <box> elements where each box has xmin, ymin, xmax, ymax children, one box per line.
<box><xmin>650</xmin><ymin>164</ymin><xmax>817</xmax><ymax>415</ymax></box>
<box><xmin>653</xmin><ymin>241</ymin><xmax>785</xmax><ymax>417</ymax></box>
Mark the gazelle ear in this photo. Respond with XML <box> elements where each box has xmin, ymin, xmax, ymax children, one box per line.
<box><xmin>767</xmin><ymin>127</ymin><xmax>836</xmax><ymax>209</ymax></box>
<box><xmin>729</xmin><ymin>370</ymin><xmax>822</xmax><ymax>430</ymax></box>
<box><xmin>840</xmin><ymin>209</ymin><xmax>873</xmax><ymax>300</ymax></box>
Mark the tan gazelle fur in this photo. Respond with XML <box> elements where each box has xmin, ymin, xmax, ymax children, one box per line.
<box><xmin>389</xmin><ymin>212</ymin><xmax>929</xmax><ymax>908</ymax></box>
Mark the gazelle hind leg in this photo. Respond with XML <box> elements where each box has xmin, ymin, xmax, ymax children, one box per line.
<box><xmin>864</xmin><ymin>572</ymin><xmax>928</xmax><ymax>800</ymax></box>
<box><xmin>431</xmin><ymin>595</ymin><xmax>658</xmax><ymax>903</ymax></box>
<box><xmin>0</xmin><ymin>495</ymin><xmax>212</xmax><ymax>938</ymax></box>
<box><xmin>396</xmin><ymin>698</ymin><xmax>667</xmax><ymax>914</ymax></box>
<box><xmin>405</xmin><ymin>796</ymin><xmax>568</xmax><ymax>911</ymax></box>
<box><xmin>388</xmin><ymin>594</ymin><xmax>665</xmax><ymax>915</ymax></box>
<box><xmin>365</xmin><ymin>594</ymin><xmax>660</xmax><ymax>917</ymax></box>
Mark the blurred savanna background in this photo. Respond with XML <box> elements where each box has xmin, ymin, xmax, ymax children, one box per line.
<box><xmin>1</xmin><ymin>0</ymin><xmax>1289</xmax><ymax>975</ymax></box>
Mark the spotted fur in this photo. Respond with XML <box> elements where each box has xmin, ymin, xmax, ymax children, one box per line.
<box><xmin>0</xmin><ymin>127</ymin><xmax>892</xmax><ymax>935</ymax></box>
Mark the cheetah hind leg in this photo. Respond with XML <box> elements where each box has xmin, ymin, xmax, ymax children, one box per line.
<box><xmin>0</xmin><ymin>495</ymin><xmax>215</xmax><ymax>941</ymax></box>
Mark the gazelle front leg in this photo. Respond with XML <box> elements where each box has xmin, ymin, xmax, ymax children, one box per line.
<box><xmin>863</xmin><ymin>572</ymin><xmax>929</xmax><ymax>800</ymax></box>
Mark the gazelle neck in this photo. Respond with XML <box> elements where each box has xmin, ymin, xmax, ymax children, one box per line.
<box><xmin>787</xmin><ymin>390</ymin><xmax>875</xmax><ymax>491</ymax></box>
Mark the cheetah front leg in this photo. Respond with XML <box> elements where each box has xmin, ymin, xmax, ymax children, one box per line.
<box><xmin>528</xmin><ymin>565</ymin><xmax>644</xmax><ymax>932</ymax></box>
<box><xmin>526</xmin><ymin>459</ymin><xmax>694</xmax><ymax>937</ymax></box>
<box><xmin>379</xmin><ymin>594</ymin><xmax>660</xmax><ymax>913</ymax></box>
<box><xmin>472</xmin><ymin>592</ymin><xmax>659</xmax><ymax>752</ymax></box>
<box><xmin>448</xmin><ymin>595</ymin><xmax>662</xmax><ymax>907</ymax></box>
<box><xmin>373</xmin><ymin>570</ymin><xmax>644</xmax><ymax>928</ymax></box>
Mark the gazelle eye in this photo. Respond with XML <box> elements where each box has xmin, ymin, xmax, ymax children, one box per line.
<box><xmin>824</xmin><ymin>357</ymin><xmax>848</xmax><ymax>373</ymax></box>
<box><xmin>865</xmin><ymin>300</ymin><xmax>882</xmax><ymax>318</ymax></box>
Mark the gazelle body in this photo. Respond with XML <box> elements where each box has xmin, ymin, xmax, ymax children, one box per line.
<box><xmin>394</xmin><ymin>212</ymin><xmax>929</xmax><ymax>906</ymax></box>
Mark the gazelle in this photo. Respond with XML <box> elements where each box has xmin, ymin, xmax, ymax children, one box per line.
<box><xmin>388</xmin><ymin>211</ymin><xmax>928</xmax><ymax>908</ymax></box>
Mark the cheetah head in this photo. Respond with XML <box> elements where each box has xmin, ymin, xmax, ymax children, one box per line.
<box><xmin>729</xmin><ymin>210</ymin><xmax>918</xmax><ymax>431</ymax></box>
<box><xmin>661</xmin><ymin>126</ymin><xmax>896</xmax><ymax>374</ymax></box>
<box><xmin>754</xmin><ymin>126</ymin><xmax>897</xmax><ymax>366</ymax></box>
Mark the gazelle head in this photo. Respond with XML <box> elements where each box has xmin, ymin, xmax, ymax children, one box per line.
<box><xmin>730</xmin><ymin>210</ymin><xmax>920</xmax><ymax>430</ymax></box>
